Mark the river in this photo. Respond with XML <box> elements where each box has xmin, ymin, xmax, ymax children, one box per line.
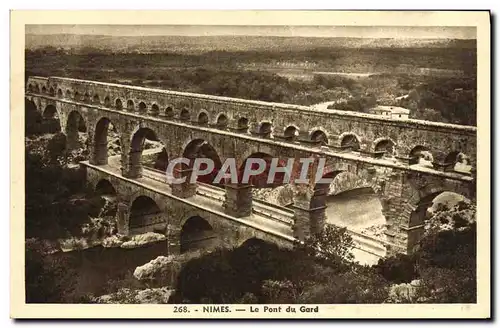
<box><xmin>44</xmin><ymin>240</ymin><xmax>169</xmax><ymax>301</ymax></box>
<box><xmin>325</xmin><ymin>189</ymin><xmax>387</xmax><ymax>265</ymax></box>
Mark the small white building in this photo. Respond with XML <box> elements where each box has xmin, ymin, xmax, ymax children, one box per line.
<box><xmin>368</xmin><ymin>105</ymin><xmax>410</xmax><ymax>119</ymax></box>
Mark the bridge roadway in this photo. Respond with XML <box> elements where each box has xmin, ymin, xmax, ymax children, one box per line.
<box><xmin>87</xmin><ymin>152</ymin><xmax>391</xmax><ymax>263</ymax></box>
<box><xmin>100</xmin><ymin>153</ymin><xmax>294</xmax><ymax>239</ymax></box>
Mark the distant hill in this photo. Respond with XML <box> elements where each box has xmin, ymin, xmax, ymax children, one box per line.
<box><xmin>25</xmin><ymin>34</ymin><xmax>477</xmax><ymax>54</ymax></box>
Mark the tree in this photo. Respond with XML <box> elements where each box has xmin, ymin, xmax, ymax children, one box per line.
<box><xmin>375</xmin><ymin>253</ymin><xmax>418</xmax><ymax>284</ymax></box>
<box><xmin>413</xmin><ymin>206</ymin><xmax>477</xmax><ymax>303</ymax></box>
<box><xmin>299</xmin><ymin>224</ymin><xmax>355</xmax><ymax>269</ymax></box>
<box><xmin>46</xmin><ymin>132</ymin><xmax>67</xmax><ymax>163</ymax></box>
<box><xmin>25</xmin><ymin>245</ymin><xmax>78</xmax><ymax>303</ymax></box>
<box><xmin>297</xmin><ymin>268</ymin><xmax>390</xmax><ymax>304</ymax></box>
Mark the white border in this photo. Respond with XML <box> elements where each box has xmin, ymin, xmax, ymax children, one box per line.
<box><xmin>4</xmin><ymin>2</ymin><xmax>496</xmax><ymax>325</ymax></box>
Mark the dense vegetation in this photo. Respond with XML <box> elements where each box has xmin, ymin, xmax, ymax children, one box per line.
<box><xmin>25</xmin><ymin>102</ymin><xmax>116</xmax><ymax>302</ymax></box>
<box><xmin>25</xmin><ymin>100</ymin><xmax>98</xmax><ymax>240</ymax></box>
<box><xmin>26</xmin><ymin>44</ymin><xmax>477</xmax><ymax>125</ymax></box>
<box><xmin>169</xmin><ymin>219</ymin><xmax>476</xmax><ymax>304</ymax></box>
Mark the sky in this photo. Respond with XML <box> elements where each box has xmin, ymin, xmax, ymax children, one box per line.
<box><xmin>25</xmin><ymin>25</ymin><xmax>476</xmax><ymax>39</ymax></box>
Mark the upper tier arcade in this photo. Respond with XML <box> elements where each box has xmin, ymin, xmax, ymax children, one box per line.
<box><xmin>27</xmin><ymin>75</ymin><xmax>477</xmax><ymax>172</ymax></box>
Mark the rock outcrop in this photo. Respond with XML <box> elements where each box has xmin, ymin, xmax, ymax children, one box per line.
<box><xmin>386</xmin><ymin>279</ymin><xmax>423</xmax><ymax>303</ymax></box>
<box><xmin>120</xmin><ymin>232</ymin><xmax>166</xmax><ymax>249</ymax></box>
<box><xmin>133</xmin><ymin>255</ymin><xmax>181</xmax><ymax>283</ymax></box>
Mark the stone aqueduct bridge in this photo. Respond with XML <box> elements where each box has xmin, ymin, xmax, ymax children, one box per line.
<box><xmin>26</xmin><ymin>76</ymin><xmax>477</xmax><ymax>256</ymax></box>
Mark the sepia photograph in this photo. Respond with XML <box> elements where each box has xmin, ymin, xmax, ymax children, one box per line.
<box><xmin>10</xmin><ymin>10</ymin><xmax>491</xmax><ymax>319</ymax></box>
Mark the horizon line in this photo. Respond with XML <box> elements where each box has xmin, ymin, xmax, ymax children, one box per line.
<box><xmin>25</xmin><ymin>33</ymin><xmax>477</xmax><ymax>40</ymax></box>
<box><xmin>25</xmin><ymin>25</ymin><xmax>477</xmax><ymax>40</ymax></box>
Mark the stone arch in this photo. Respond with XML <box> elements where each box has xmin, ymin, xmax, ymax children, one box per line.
<box><xmin>84</xmin><ymin>92</ymin><xmax>91</xmax><ymax>103</ymax></box>
<box><xmin>127</xmin><ymin>127</ymin><xmax>164</xmax><ymax>178</ymax></box>
<box><xmin>374</xmin><ymin>138</ymin><xmax>396</xmax><ymax>157</ymax></box>
<box><xmin>92</xmin><ymin>117</ymin><xmax>119</xmax><ymax>165</ymax></box>
<box><xmin>237</xmin><ymin>117</ymin><xmax>249</xmax><ymax>131</ymax></box>
<box><xmin>408</xmin><ymin>172</ymin><xmax>475</xmax><ymax>206</ymax></box>
<box><xmin>180</xmin><ymin>215</ymin><xmax>216</xmax><ymax>254</ymax></box>
<box><xmin>256</xmin><ymin>121</ymin><xmax>272</xmax><ymax>137</ymax></box>
<box><xmin>443</xmin><ymin>151</ymin><xmax>472</xmax><ymax>174</ymax></box>
<box><xmin>197</xmin><ymin>110</ymin><xmax>209</xmax><ymax>125</ymax></box>
<box><xmin>42</xmin><ymin>103</ymin><xmax>62</xmax><ymax>132</ymax></box>
<box><xmin>74</xmin><ymin>91</ymin><xmax>80</xmax><ymax>101</ymax></box>
<box><xmin>312</xmin><ymin>168</ymin><xmax>345</xmax><ymax>194</ymax></box>
<box><xmin>182</xmin><ymin>139</ymin><xmax>223</xmax><ymax>185</ymax></box>
<box><xmin>138</xmin><ymin>101</ymin><xmax>147</xmax><ymax>113</ymax></box>
<box><xmin>42</xmin><ymin>104</ymin><xmax>58</xmax><ymax>119</ymax></box>
<box><xmin>283</xmin><ymin>125</ymin><xmax>299</xmax><ymax>141</ymax></box>
<box><xmin>234</xmin><ymin>237</ymin><xmax>283</xmax><ymax>259</ymax></box>
<box><xmin>339</xmin><ymin>132</ymin><xmax>361</xmax><ymax>151</ymax></box>
<box><xmin>92</xmin><ymin>93</ymin><xmax>100</xmax><ymax>105</ymax></box>
<box><xmin>41</xmin><ymin>86</ymin><xmax>47</xmax><ymax>94</ymax></box>
<box><xmin>49</xmin><ymin>86</ymin><xmax>55</xmax><ymax>96</ymax></box>
<box><xmin>238</xmin><ymin>143</ymin><xmax>276</xmax><ymax>169</ymax></box>
<box><xmin>406</xmin><ymin>190</ymin><xmax>473</xmax><ymax>253</ymax></box>
<box><xmin>409</xmin><ymin>145</ymin><xmax>434</xmax><ymax>166</ymax></box>
<box><xmin>327</xmin><ymin>170</ymin><xmax>376</xmax><ymax>196</ymax></box>
<box><xmin>127</xmin><ymin>99</ymin><xmax>135</xmax><ymax>111</ymax></box>
<box><xmin>237</xmin><ymin>237</ymin><xmax>269</xmax><ymax>248</ymax></box>
<box><xmin>215</xmin><ymin>113</ymin><xmax>228</xmax><ymax>128</ymax></box>
<box><xmin>57</xmin><ymin>88</ymin><xmax>63</xmax><ymax>98</ymax></box>
<box><xmin>325</xmin><ymin>171</ymin><xmax>387</xmax><ymax>241</ymax></box>
<box><xmin>444</xmin><ymin>151</ymin><xmax>461</xmax><ymax>165</ymax></box>
<box><xmin>309</xmin><ymin>128</ymin><xmax>328</xmax><ymax>145</ymax></box>
<box><xmin>129</xmin><ymin>195</ymin><xmax>165</xmax><ymax>235</ymax></box>
<box><xmin>104</xmin><ymin>96</ymin><xmax>111</xmax><ymax>107</ymax></box>
<box><xmin>239</xmin><ymin>151</ymin><xmax>281</xmax><ymax>188</ymax></box>
<box><xmin>450</xmin><ymin>152</ymin><xmax>473</xmax><ymax>173</ymax></box>
<box><xmin>65</xmin><ymin>89</ymin><xmax>72</xmax><ymax>99</ymax></box>
<box><xmin>34</xmin><ymin>84</ymin><xmax>40</xmax><ymax>93</ymax></box>
<box><xmin>65</xmin><ymin>110</ymin><xmax>88</xmax><ymax>150</ymax></box>
<box><xmin>115</xmin><ymin>98</ymin><xmax>123</xmax><ymax>110</ymax></box>
<box><xmin>179</xmin><ymin>108</ymin><xmax>190</xmax><ymax>121</ymax></box>
<box><xmin>165</xmin><ymin>106</ymin><xmax>174</xmax><ymax>118</ymax></box>
<box><xmin>315</xmin><ymin>166</ymin><xmax>345</xmax><ymax>185</ymax></box>
<box><xmin>150</xmin><ymin>103</ymin><xmax>160</xmax><ymax>116</ymax></box>
<box><xmin>95</xmin><ymin>178</ymin><xmax>117</xmax><ymax>196</ymax></box>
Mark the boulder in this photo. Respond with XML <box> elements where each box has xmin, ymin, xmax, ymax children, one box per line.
<box><xmin>120</xmin><ymin>232</ymin><xmax>166</xmax><ymax>249</ymax></box>
<box><xmin>386</xmin><ymin>280</ymin><xmax>421</xmax><ymax>303</ymax></box>
<box><xmin>133</xmin><ymin>255</ymin><xmax>179</xmax><ymax>281</ymax></box>
<box><xmin>102</xmin><ymin>235</ymin><xmax>126</xmax><ymax>248</ymax></box>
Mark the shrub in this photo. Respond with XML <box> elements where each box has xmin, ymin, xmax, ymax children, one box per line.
<box><xmin>297</xmin><ymin>268</ymin><xmax>390</xmax><ymax>304</ymax></box>
<box><xmin>375</xmin><ymin>253</ymin><xmax>418</xmax><ymax>283</ymax></box>
<box><xmin>299</xmin><ymin>224</ymin><xmax>354</xmax><ymax>270</ymax></box>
